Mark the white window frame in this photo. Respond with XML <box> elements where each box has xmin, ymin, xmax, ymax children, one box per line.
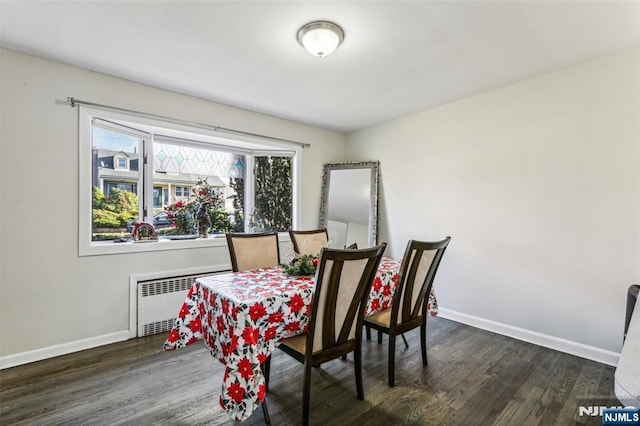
<box><xmin>79</xmin><ymin>106</ymin><xmax>301</xmax><ymax>256</ymax></box>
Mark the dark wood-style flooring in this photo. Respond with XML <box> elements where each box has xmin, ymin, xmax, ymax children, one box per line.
<box><xmin>0</xmin><ymin>317</ymin><xmax>616</xmax><ymax>425</ymax></box>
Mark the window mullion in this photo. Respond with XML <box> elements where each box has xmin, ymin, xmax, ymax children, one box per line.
<box><xmin>292</xmin><ymin>150</ymin><xmax>301</xmax><ymax>229</ymax></box>
<box><xmin>245</xmin><ymin>155</ymin><xmax>255</xmax><ymax>232</ymax></box>
<box><xmin>143</xmin><ymin>137</ymin><xmax>154</xmax><ymax>222</ymax></box>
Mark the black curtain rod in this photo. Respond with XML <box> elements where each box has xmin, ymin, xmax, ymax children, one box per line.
<box><xmin>66</xmin><ymin>97</ymin><xmax>311</xmax><ymax>148</ymax></box>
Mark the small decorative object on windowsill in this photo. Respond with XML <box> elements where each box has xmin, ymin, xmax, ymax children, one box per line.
<box><xmin>281</xmin><ymin>253</ymin><xmax>319</xmax><ymax>276</ymax></box>
<box><xmin>194</xmin><ymin>201</ymin><xmax>212</xmax><ymax>238</ymax></box>
<box><xmin>131</xmin><ymin>222</ymin><xmax>158</xmax><ymax>242</ymax></box>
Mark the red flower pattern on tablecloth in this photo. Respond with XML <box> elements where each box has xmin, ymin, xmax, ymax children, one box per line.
<box><xmin>372</xmin><ymin>276</ymin><xmax>382</xmax><ymax>292</ymax></box>
<box><xmin>227</xmin><ymin>382</ymin><xmax>245</xmax><ymax>403</ymax></box>
<box><xmin>189</xmin><ymin>318</ymin><xmax>201</xmax><ymax>332</ymax></box>
<box><xmin>166</xmin><ymin>328</ymin><xmax>179</xmax><ymax>343</ymax></box>
<box><xmin>237</xmin><ymin>358</ymin><xmax>253</xmax><ymax>380</ymax></box>
<box><xmin>268</xmin><ymin>311</ymin><xmax>283</xmax><ymax>323</ymax></box>
<box><xmin>249</xmin><ymin>303</ymin><xmax>267</xmax><ymax>321</ymax></box>
<box><xmin>285</xmin><ymin>321</ymin><xmax>300</xmax><ymax>333</ymax></box>
<box><xmin>264</xmin><ymin>326</ymin><xmax>277</xmax><ymax>340</ymax></box>
<box><xmin>163</xmin><ymin>258</ymin><xmax>438</xmax><ymax>422</ymax></box>
<box><xmin>216</xmin><ymin>315</ymin><xmax>225</xmax><ymax>333</ymax></box>
<box><xmin>370</xmin><ymin>298</ymin><xmax>380</xmax><ymax>312</ymax></box>
<box><xmin>179</xmin><ymin>303</ymin><xmax>191</xmax><ymax>318</ymax></box>
<box><xmin>242</xmin><ymin>326</ymin><xmax>260</xmax><ymax>345</ymax></box>
<box><xmin>288</xmin><ymin>293</ymin><xmax>305</xmax><ymax>313</ymax></box>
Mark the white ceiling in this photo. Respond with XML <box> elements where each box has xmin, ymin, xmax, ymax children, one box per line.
<box><xmin>1</xmin><ymin>1</ymin><xmax>639</xmax><ymax>133</ymax></box>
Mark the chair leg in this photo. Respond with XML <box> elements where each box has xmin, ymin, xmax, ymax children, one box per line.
<box><xmin>262</xmin><ymin>355</ymin><xmax>271</xmax><ymax>391</ymax></box>
<box><xmin>354</xmin><ymin>343</ymin><xmax>364</xmax><ymax>400</ymax></box>
<box><xmin>302</xmin><ymin>362</ymin><xmax>312</xmax><ymax>426</ymax></box>
<box><xmin>420</xmin><ymin>322</ymin><xmax>428</xmax><ymax>366</ymax></box>
<box><xmin>377</xmin><ymin>329</ymin><xmax>383</xmax><ymax>344</ymax></box>
<box><xmin>365</xmin><ymin>324</ymin><xmax>371</xmax><ymax>341</ymax></box>
<box><xmin>388</xmin><ymin>333</ymin><xmax>396</xmax><ymax>387</ymax></box>
<box><xmin>401</xmin><ymin>333</ymin><xmax>409</xmax><ymax>349</ymax></box>
<box><xmin>261</xmin><ymin>399</ymin><xmax>271</xmax><ymax>425</ymax></box>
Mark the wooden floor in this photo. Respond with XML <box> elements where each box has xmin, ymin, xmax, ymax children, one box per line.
<box><xmin>0</xmin><ymin>317</ymin><xmax>616</xmax><ymax>425</ymax></box>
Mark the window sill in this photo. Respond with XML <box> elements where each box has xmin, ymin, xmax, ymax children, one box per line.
<box><xmin>79</xmin><ymin>233</ymin><xmax>292</xmax><ymax>257</ymax></box>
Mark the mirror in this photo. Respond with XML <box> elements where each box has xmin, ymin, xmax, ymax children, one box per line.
<box><xmin>319</xmin><ymin>161</ymin><xmax>379</xmax><ymax>249</ymax></box>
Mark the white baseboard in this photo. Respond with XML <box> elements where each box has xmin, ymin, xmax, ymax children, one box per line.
<box><xmin>0</xmin><ymin>330</ymin><xmax>130</xmax><ymax>370</ymax></box>
<box><xmin>1</xmin><ymin>309</ymin><xmax>621</xmax><ymax>370</ymax></box>
<box><xmin>437</xmin><ymin>308</ymin><xmax>620</xmax><ymax>367</ymax></box>
<box><xmin>2</xmin><ymin>265</ymin><xmax>232</xmax><ymax>370</ymax></box>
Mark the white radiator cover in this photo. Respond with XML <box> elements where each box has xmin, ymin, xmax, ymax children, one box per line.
<box><xmin>130</xmin><ymin>266</ymin><xmax>228</xmax><ymax>337</ymax></box>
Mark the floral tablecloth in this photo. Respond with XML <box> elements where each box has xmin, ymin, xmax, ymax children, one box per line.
<box><xmin>367</xmin><ymin>257</ymin><xmax>439</xmax><ymax>316</ymax></box>
<box><xmin>163</xmin><ymin>257</ymin><xmax>438</xmax><ymax>422</ymax></box>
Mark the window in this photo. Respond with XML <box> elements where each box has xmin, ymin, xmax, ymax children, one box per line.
<box><xmin>175</xmin><ymin>186</ymin><xmax>190</xmax><ymax>197</ymax></box>
<box><xmin>252</xmin><ymin>156</ymin><xmax>293</xmax><ymax>232</ymax></box>
<box><xmin>116</xmin><ymin>157</ymin><xmax>128</xmax><ymax>169</ymax></box>
<box><xmin>105</xmin><ymin>182</ymin><xmax>137</xmax><ymax>194</ymax></box>
<box><xmin>153</xmin><ymin>138</ymin><xmax>246</xmax><ymax>237</ymax></box>
<box><xmin>80</xmin><ymin>107</ymin><xmax>300</xmax><ymax>255</ymax></box>
<box><xmin>152</xmin><ymin>186</ymin><xmax>163</xmax><ymax>208</ymax></box>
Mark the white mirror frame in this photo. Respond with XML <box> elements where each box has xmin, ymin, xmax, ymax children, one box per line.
<box><xmin>318</xmin><ymin>161</ymin><xmax>379</xmax><ymax>248</ymax></box>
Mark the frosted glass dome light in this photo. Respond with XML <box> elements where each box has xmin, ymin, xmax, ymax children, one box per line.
<box><xmin>297</xmin><ymin>21</ymin><xmax>344</xmax><ymax>58</ymax></box>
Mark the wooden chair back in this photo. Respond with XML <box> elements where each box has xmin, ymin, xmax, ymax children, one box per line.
<box><xmin>308</xmin><ymin>243</ymin><xmax>387</xmax><ymax>356</ymax></box>
<box><xmin>288</xmin><ymin>228</ymin><xmax>329</xmax><ymax>255</ymax></box>
<box><xmin>391</xmin><ymin>237</ymin><xmax>450</xmax><ymax>327</ymax></box>
<box><xmin>225</xmin><ymin>232</ymin><xmax>280</xmax><ymax>272</ymax></box>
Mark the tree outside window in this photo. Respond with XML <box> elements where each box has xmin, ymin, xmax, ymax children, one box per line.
<box><xmin>251</xmin><ymin>156</ymin><xmax>292</xmax><ymax>232</ymax></box>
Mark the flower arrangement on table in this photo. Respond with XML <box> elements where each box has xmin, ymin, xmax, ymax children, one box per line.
<box><xmin>281</xmin><ymin>253</ymin><xmax>320</xmax><ymax>276</ymax></box>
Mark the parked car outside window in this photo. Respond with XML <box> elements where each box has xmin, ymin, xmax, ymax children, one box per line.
<box><xmin>127</xmin><ymin>212</ymin><xmax>173</xmax><ymax>232</ymax></box>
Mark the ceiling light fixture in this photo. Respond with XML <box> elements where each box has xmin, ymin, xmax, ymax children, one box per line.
<box><xmin>297</xmin><ymin>21</ymin><xmax>344</xmax><ymax>58</ymax></box>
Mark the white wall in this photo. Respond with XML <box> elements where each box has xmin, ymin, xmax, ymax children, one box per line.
<box><xmin>0</xmin><ymin>49</ymin><xmax>346</xmax><ymax>362</ymax></box>
<box><xmin>347</xmin><ymin>49</ymin><xmax>640</xmax><ymax>363</ymax></box>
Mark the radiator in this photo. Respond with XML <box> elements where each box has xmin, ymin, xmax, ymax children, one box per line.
<box><xmin>134</xmin><ymin>270</ymin><xmax>225</xmax><ymax>337</ymax></box>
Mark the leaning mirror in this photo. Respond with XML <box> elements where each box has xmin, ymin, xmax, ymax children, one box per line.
<box><xmin>319</xmin><ymin>161</ymin><xmax>379</xmax><ymax>249</ymax></box>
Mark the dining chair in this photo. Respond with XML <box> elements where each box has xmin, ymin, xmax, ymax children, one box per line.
<box><xmin>264</xmin><ymin>243</ymin><xmax>387</xmax><ymax>426</ymax></box>
<box><xmin>225</xmin><ymin>232</ymin><xmax>280</xmax><ymax>272</ymax></box>
<box><xmin>364</xmin><ymin>237</ymin><xmax>451</xmax><ymax>387</ymax></box>
<box><xmin>288</xmin><ymin>228</ymin><xmax>329</xmax><ymax>255</ymax></box>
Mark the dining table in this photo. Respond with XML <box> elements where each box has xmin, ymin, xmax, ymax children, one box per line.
<box><xmin>163</xmin><ymin>257</ymin><xmax>438</xmax><ymax>422</ymax></box>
